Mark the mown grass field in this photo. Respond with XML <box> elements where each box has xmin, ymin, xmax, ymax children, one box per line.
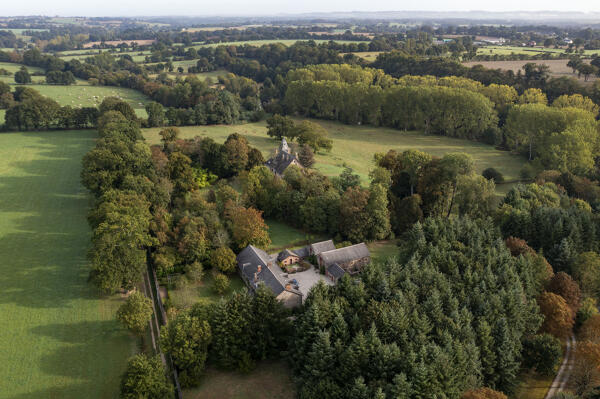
<box><xmin>143</xmin><ymin>119</ymin><xmax>525</xmax><ymax>184</ymax></box>
<box><xmin>184</xmin><ymin>361</ymin><xmax>295</xmax><ymax>399</ymax></box>
<box><xmin>0</xmin><ymin>130</ymin><xmax>135</xmax><ymax>399</ymax></box>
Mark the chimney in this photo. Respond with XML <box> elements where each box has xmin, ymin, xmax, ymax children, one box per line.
<box><xmin>257</xmin><ymin>265</ymin><xmax>262</xmax><ymax>273</ymax></box>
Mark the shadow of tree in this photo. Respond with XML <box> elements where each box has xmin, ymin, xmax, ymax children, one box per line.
<box><xmin>0</xmin><ymin>130</ymin><xmax>134</xmax><ymax>399</ymax></box>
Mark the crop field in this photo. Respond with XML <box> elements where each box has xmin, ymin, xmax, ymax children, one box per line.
<box><xmin>0</xmin><ymin>130</ymin><xmax>135</xmax><ymax>399</ymax></box>
<box><xmin>143</xmin><ymin>119</ymin><xmax>525</xmax><ymax>184</ymax></box>
<box><xmin>463</xmin><ymin>59</ymin><xmax>597</xmax><ymax>84</ymax></box>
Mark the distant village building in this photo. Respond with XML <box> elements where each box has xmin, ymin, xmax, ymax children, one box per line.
<box><xmin>265</xmin><ymin>137</ymin><xmax>302</xmax><ymax>176</ymax></box>
<box><xmin>237</xmin><ymin>240</ymin><xmax>371</xmax><ymax>306</ymax></box>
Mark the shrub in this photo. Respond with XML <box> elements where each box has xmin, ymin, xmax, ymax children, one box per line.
<box><xmin>211</xmin><ymin>247</ymin><xmax>237</xmax><ymax>274</ymax></box>
<box><xmin>116</xmin><ymin>291</ymin><xmax>154</xmax><ymax>336</ymax></box>
<box><xmin>213</xmin><ymin>273</ymin><xmax>230</xmax><ymax>295</ymax></box>
<box><xmin>120</xmin><ymin>354</ymin><xmax>173</xmax><ymax>399</ymax></box>
<box><xmin>185</xmin><ymin>261</ymin><xmax>204</xmax><ymax>283</ymax></box>
<box><xmin>482</xmin><ymin>167</ymin><xmax>504</xmax><ymax>183</ymax></box>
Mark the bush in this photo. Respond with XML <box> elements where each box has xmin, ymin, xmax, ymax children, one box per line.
<box><xmin>185</xmin><ymin>261</ymin><xmax>204</xmax><ymax>283</ymax></box>
<box><xmin>120</xmin><ymin>354</ymin><xmax>173</xmax><ymax>399</ymax></box>
<box><xmin>213</xmin><ymin>273</ymin><xmax>230</xmax><ymax>295</ymax></box>
<box><xmin>520</xmin><ymin>163</ymin><xmax>537</xmax><ymax>180</ymax></box>
<box><xmin>482</xmin><ymin>168</ymin><xmax>504</xmax><ymax>183</ymax></box>
<box><xmin>211</xmin><ymin>247</ymin><xmax>237</xmax><ymax>274</ymax></box>
<box><xmin>116</xmin><ymin>291</ymin><xmax>154</xmax><ymax>336</ymax></box>
<box><xmin>522</xmin><ymin>334</ymin><xmax>563</xmax><ymax>375</ymax></box>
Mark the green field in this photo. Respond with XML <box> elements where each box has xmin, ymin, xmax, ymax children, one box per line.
<box><xmin>143</xmin><ymin>119</ymin><xmax>525</xmax><ymax>183</ymax></box>
<box><xmin>190</xmin><ymin>39</ymin><xmax>366</xmax><ymax>49</ymax></box>
<box><xmin>184</xmin><ymin>361</ymin><xmax>295</xmax><ymax>399</ymax></box>
<box><xmin>477</xmin><ymin>45</ymin><xmax>600</xmax><ymax>57</ymax></box>
<box><xmin>169</xmin><ymin>273</ymin><xmax>246</xmax><ymax>309</ymax></box>
<box><xmin>1</xmin><ymin>83</ymin><xmax>150</xmax><ymax>118</ymax></box>
<box><xmin>0</xmin><ymin>130</ymin><xmax>135</xmax><ymax>398</ymax></box>
<box><xmin>0</xmin><ymin>62</ymin><xmax>45</xmax><ymax>84</ymax></box>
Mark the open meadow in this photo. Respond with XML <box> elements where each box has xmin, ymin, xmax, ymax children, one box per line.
<box><xmin>183</xmin><ymin>361</ymin><xmax>295</xmax><ymax>399</ymax></box>
<box><xmin>143</xmin><ymin>119</ymin><xmax>525</xmax><ymax>184</ymax></box>
<box><xmin>0</xmin><ymin>130</ymin><xmax>135</xmax><ymax>399</ymax></box>
<box><xmin>463</xmin><ymin>58</ymin><xmax>597</xmax><ymax>84</ymax></box>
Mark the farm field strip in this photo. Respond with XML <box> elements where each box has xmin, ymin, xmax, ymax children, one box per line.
<box><xmin>0</xmin><ymin>130</ymin><xmax>134</xmax><ymax>399</ymax></box>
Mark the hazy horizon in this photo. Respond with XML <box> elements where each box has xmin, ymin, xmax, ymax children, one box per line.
<box><xmin>2</xmin><ymin>1</ymin><xmax>600</xmax><ymax>18</ymax></box>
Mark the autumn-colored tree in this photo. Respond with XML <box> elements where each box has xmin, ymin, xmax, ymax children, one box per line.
<box><xmin>225</xmin><ymin>204</ymin><xmax>271</xmax><ymax>250</ymax></box>
<box><xmin>580</xmin><ymin>315</ymin><xmax>600</xmax><ymax>344</ymax></box>
<box><xmin>538</xmin><ymin>292</ymin><xmax>575</xmax><ymax>338</ymax></box>
<box><xmin>505</xmin><ymin>237</ymin><xmax>536</xmax><ymax>257</ymax></box>
<box><xmin>461</xmin><ymin>387</ymin><xmax>508</xmax><ymax>399</ymax></box>
<box><xmin>547</xmin><ymin>272</ymin><xmax>581</xmax><ymax>312</ymax></box>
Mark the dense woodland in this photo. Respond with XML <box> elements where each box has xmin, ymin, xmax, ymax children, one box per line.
<box><xmin>3</xmin><ymin>16</ymin><xmax>600</xmax><ymax>399</ymax></box>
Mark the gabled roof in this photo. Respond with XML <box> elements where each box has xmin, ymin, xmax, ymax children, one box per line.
<box><xmin>310</xmin><ymin>240</ymin><xmax>336</xmax><ymax>255</ymax></box>
<box><xmin>319</xmin><ymin>243</ymin><xmax>370</xmax><ymax>267</ymax></box>
<box><xmin>237</xmin><ymin>245</ymin><xmax>301</xmax><ymax>297</ymax></box>
<box><xmin>278</xmin><ymin>248</ymin><xmax>299</xmax><ymax>261</ymax></box>
<box><xmin>294</xmin><ymin>246</ymin><xmax>309</xmax><ymax>258</ymax></box>
<box><xmin>327</xmin><ymin>263</ymin><xmax>346</xmax><ymax>279</ymax></box>
<box><xmin>265</xmin><ymin>151</ymin><xmax>301</xmax><ymax>176</ymax></box>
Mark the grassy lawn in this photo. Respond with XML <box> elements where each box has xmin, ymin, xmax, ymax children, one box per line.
<box><xmin>143</xmin><ymin>119</ymin><xmax>525</xmax><ymax>185</ymax></box>
<box><xmin>368</xmin><ymin>240</ymin><xmax>400</xmax><ymax>263</ymax></box>
<box><xmin>0</xmin><ymin>130</ymin><xmax>135</xmax><ymax>399</ymax></box>
<box><xmin>184</xmin><ymin>360</ymin><xmax>295</xmax><ymax>399</ymax></box>
<box><xmin>168</xmin><ymin>273</ymin><xmax>246</xmax><ymax>309</ymax></box>
<box><xmin>511</xmin><ymin>370</ymin><xmax>554</xmax><ymax>399</ymax></box>
<box><xmin>266</xmin><ymin>219</ymin><xmax>315</xmax><ymax>251</ymax></box>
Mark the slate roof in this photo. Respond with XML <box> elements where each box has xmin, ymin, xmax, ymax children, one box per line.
<box><xmin>294</xmin><ymin>246</ymin><xmax>309</xmax><ymax>258</ymax></box>
<box><xmin>327</xmin><ymin>263</ymin><xmax>346</xmax><ymax>279</ymax></box>
<box><xmin>265</xmin><ymin>151</ymin><xmax>300</xmax><ymax>176</ymax></box>
<box><xmin>310</xmin><ymin>240</ymin><xmax>336</xmax><ymax>255</ymax></box>
<box><xmin>265</xmin><ymin>138</ymin><xmax>302</xmax><ymax>176</ymax></box>
<box><xmin>237</xmin><ymin>245</ymin><xmax>286</xmax><ymax>296</ymax></box>
<box><xmin>278</xmin><ymin>249</ymin><xmax>299</xmax><ymax>261</ymax></box>
<box><xmin>319</xmin><ymin>243</ymin><xmax>370</xmax><ymax>267</ymax></box>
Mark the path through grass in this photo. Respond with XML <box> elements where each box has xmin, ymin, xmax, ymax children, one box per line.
<box><xmin>0</xmin><ymin>130</ymin><xmax>135</xmax><ymax>398</ymax></box>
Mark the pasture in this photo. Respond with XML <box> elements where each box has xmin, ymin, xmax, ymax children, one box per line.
<box><xmin>4</xmin><ymin>84</ymin><xmax>151</xmax><ymax>118</ymax></box>
<box><xmin>0</xmin><ymin>130</ymin><xmax>134</xmax><ymax>399</ymax></box>
<box><xmin>476</xmin><ymin>45</ymin><xmax>600</xmax><ymax>57</ymax></box>
<box><xmin>0</xmin><ymin>62</ymin><xmax>45</xmax><ymax>83</ymax></box>
<box><xmin>463</xmin><ymin>59</ymin><xmax>597</xmax><ymax>84</ymax></box>
<box><xmin>143</xmin><ymin>119</ymin><xmax>525</xmax><ymax>184</ymax></box>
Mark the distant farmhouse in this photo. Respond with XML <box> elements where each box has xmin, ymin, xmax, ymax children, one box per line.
<box><xmin>237</xmin><ymin>239</ymin><xmax>370</xmax><ymax>307</ymax></box>
<box><xmin>265</xmin><ymin>138</ymin><xmax>302</xmax><ymax>176</ymax></box>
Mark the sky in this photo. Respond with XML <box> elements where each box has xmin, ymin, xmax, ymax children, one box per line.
<box><xmin>2</xmin><ymin>0</ymin><xmax>600</xmax><ymax>17</ymax></box>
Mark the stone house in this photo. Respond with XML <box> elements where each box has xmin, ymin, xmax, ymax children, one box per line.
<box><xmin>326</xmin><ymin>263</ymin><xmax>346</xmax><ymax>283</ymax></box>
<box><xmin>237</xmin><ymin>245</ymin><xmax>302</xmax><ymax>308</ymax></box>
<box><xmin>265</xmin><ymin>137</ymin><xmax>303</xmax><ymax>176</ymax></box>
<box><xmin>277</xmin><ymin>249</ymin><xmax>300</xmax><ymax>266</ymax></box>
<box><xmin>318</xmin><ymin>243</ymin><xmax>371</xmax><ymax>275</ymax></box>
